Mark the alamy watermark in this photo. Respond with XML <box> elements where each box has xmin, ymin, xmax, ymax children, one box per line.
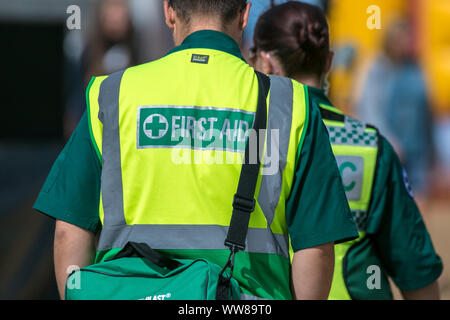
<box><xmin>66</xmin><ymin>265</ymin><xmax>81</xmax><ymax>290</ymax></box>
<box><xmin>366</xmin><ymin>265</ymin><xmax>381</xmax><ymax>290</ymax></box>
<box><xmin>367</xmin><ymin>5</ymin><xmax>382</xmax><ymax>30</ymax></box>
<box><xmin>169</xmin><ymin>128</ymin><xmax>280</xmax><ymax>176</ymax></box>
<box><xmin>65</xmin><ymin>5</ymin><xmax>382</xmax><ymax>32</ymax></box>
<box><xmin>66</xmin><ymin>5</ymin><xmax>81</xmax><ymax>30</ymax></box>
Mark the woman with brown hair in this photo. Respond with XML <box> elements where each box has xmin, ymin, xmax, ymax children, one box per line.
<box><xmin>251</xmin><ymin>1</ymin><xmax>442</xmax><ymax>300</ymax></box>
<box><xmin>83</xmin><ymin>0</ymin><xmax>138</xmax><ymax>83</ymax></box>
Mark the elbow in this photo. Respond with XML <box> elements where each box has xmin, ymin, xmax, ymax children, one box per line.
<box><xmin>54</xmin><ymin>220</ymin><xmax>73</xmax><ymax>242</ymax></box>
<box><xmin>54</xmin><ymin>220</ymin><xmax>94</xmax><ymax>244</ymax></box>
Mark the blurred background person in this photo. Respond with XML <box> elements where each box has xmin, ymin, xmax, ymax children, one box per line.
<box><xmin>64</xmin><ymin>0</ymin><xmax>139</xmax><ymax>137</ymax></box>
<box><xmin>83</xmin><ymin>0</ymin><xmax>138</xmax><ymax>82</ymax></box>
<box><xmin>357</xmin><ymin>20</ymin><xmax>434</xmax><ymax>203</ymax></box>
<box><xmin>0</xmin><ymin>0</ymin><xmax>164</xmax><ymax>299</ymax></box>
<box><xmin>250</xmin><ymin>1</ymin><xmax>442</xmax><ymax>300</ymax></box>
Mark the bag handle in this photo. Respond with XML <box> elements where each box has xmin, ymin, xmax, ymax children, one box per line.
<box><xmin>216</xmin><ymin>71</ymin><xmax>271</xmax><ymax>300</ymax></box>
<box><xmin>109</xmin><ymin>242</ymin><xmax>182</xmax><ymax>271</ymax></box>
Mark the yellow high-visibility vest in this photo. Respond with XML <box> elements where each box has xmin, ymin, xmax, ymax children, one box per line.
<box><xmin>85</xmin><ymin>36</ymin><xmax>310</xmax><ymax>300</ymax></box>
<box><xmin>320</xmin><ymin>105</ymin><xmax>392</xmax><ymax>300</ymax></box>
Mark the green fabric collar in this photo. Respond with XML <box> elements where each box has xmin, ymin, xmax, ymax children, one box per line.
<box><xmin>308</xmin><ymin>86</ymin><xmax>334</xmax><ymax>107</ymax></box>
<box><xmin>166</xmin><ymin>30</ymin><xmax>245</xmax><ymax>61</ymax></box>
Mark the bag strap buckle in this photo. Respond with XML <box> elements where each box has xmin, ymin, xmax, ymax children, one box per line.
<box><xmin>216</xmin><ymin>247</ymin><xmax>239</xmax><ymax>300</ymax></box>
<box><xmin>232</xmin><ymin>194</ymin><xmax>256</xmax><ymax>213</ymax></box>
<box><xmin>220</xmin><ymin>246</ymin><xmax>238</xmax><ymax>279</ymax></box>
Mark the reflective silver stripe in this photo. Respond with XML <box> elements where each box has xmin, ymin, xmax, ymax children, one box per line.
<box><xmin>258</xmin><ymin>75</ymin><xmax>293</xmax><ymax>227</ymax></box>
<box><xmin>97</xmin><ymin>224</ymin><xmax>290</xmax><ymax>258</ymax></box>
<box><xmin>98</xmin><ymin>70</ymin><xmax>126</xmax><ymax>227</ymax></box>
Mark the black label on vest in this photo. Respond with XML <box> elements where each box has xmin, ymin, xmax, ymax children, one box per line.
<box><xmin>191</xmin><ymin>54</ymin><xmax>209</xmax><ymax>64</ymax></box>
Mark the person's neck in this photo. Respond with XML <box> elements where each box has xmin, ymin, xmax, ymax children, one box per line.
<box><xmin>177</xmin><ymin>20</ymin><xmax>240</xmax><ymax>46</ymax></box>
<box><xmin>291</xmin><ymin>75</ymin><xmax>322</xmax><ymax>90</ymax></box>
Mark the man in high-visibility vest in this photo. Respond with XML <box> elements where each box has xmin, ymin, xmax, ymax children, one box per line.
<box><xmin>33</xmin><ymin>0</ymin><xmax>358</xmax><ymax>300</ymax></box>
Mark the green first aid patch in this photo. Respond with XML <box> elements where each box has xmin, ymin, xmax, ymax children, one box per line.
<box><xmin>137</xmin><ymin>106</ymin><xmax>255</xmax><ymax>153</ymax></box>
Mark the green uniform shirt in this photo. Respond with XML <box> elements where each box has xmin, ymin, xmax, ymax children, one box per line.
<box><xmin>309</xmin><ymin>86</ymin><xmax>443</xmax><ymax>291</ymax></box>
<box><xmin>33</xmin><ymin>31</ymin><xmax>357</xmax><ymax>253</ymax></box>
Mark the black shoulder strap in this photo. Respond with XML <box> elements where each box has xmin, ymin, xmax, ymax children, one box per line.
<box><xmin>216</xmin><ymin>71</ymin><xmax>270</xmax><ymax>300</ymax></box>
<box><xmin>225</xmin><ymin>71</ymin><xmax>270</xmax><ymax>251</ymax></box>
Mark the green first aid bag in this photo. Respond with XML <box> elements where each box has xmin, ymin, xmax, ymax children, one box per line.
<box><xmin>65</xmin><ymin>242</ymin><xmax>241</xmax><ymax>300</ymax></box>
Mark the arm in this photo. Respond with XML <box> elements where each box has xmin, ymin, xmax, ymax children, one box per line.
<box><xmin>368</xmin><ymin>136</ymin><xmax>443</xmax><ymax>298</ymax></box>
<box><xmin>32</xmin><ymin>111</ymin><xmax>103</xmax><ymax>298</ymax></box>
<box><xmin>54</xmin><ymin>220</ymin><xmax>96</xmax><ymax>299</ymax></box>
<box><xmin>401</xmin><ymin>281</ymin><xmax>440</xmax><ymax>300</ymax></box>
<box><xmin>291</xmin><ymin>242</ymin><xmax>335</xmax><ymax>300</ymax></box>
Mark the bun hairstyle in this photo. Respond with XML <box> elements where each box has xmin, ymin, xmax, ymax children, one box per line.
<box><xmin>254</xmin><ymin>1</ymin><xmax>330</xmax><ymax>78</ymax></box>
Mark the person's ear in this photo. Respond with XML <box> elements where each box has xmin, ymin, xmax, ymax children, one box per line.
<box><xmin>324</xmin><ymin>50</ymin><xmax>335</xmax><ymax>75</ymax></box>
<box><xmin>164</xmin><ymin>0</ymin><xmax>176</xmax><ymax>31</ymax></box>
<box><xmin>239</xmin><ymin>2</ymin><xmax>252</xmax><ymax>31</ymax></box>
<box><xmin>260</xmin><ymin>51</ymin><xmax>274</xmax><ymax>75</ymax></box>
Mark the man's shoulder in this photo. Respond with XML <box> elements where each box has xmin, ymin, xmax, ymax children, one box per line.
<box><xmin>99</xmin><ymin>56</ymin><xmax>172</xmax><ymax>81</ymax></box>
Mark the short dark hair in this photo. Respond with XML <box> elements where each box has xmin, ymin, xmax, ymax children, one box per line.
<box><xmin>168</xmin><ymin>0</ymin><xmax>247</xmax><ymax>25</ymax></box>
<box><xmin>254</xmin><ymin>1</ymin><xmax>330</xmax><ymax>78</ymax></box>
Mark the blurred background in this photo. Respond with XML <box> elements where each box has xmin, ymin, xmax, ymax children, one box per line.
<box><xmin>0</xmin><ymin>0</ymin><xmax>448</xmax><ymax>299</ymax></box>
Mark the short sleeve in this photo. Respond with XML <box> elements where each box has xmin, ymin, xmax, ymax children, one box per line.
<box><xmin>366</xmin><ymin>136</ymin><xmax>443</xmax><ymax>291</ymax></box>
<box><xmin>286</xmin><ymin>96</ymin><xmax>358</xmax><ymax>252</ymax></box>
<box><xmin>33</xmin><ymin>112</ymin><xmax>102</xmax><ymax>233</ymax></box>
